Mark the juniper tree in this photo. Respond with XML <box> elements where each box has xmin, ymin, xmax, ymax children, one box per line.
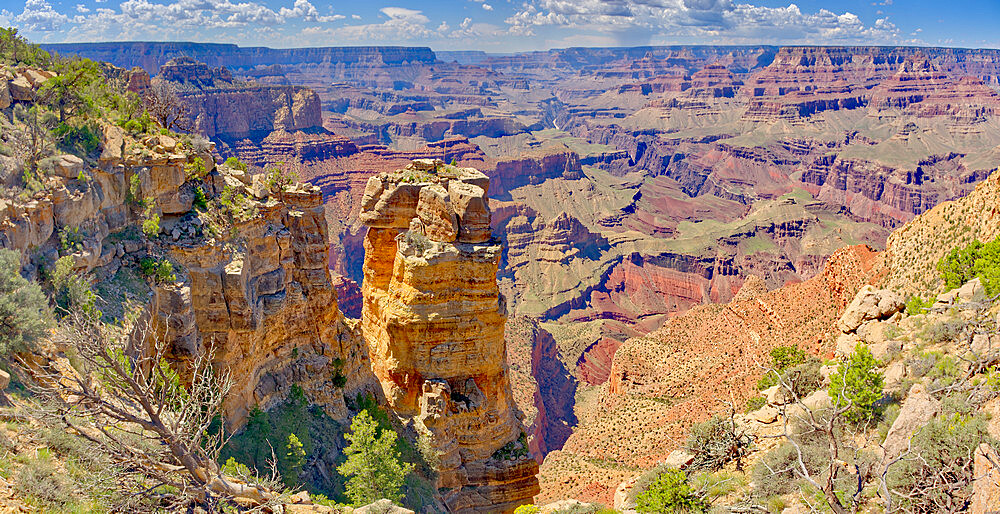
<box><xmin>337</xmin><ymin>409</ymin><xmax>413</xmax><ymax>505</ymax></box>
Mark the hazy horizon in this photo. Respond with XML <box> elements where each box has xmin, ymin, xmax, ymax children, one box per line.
<box><xmin>2</xmin><ymin>0</ymin><xmax>998</xmax><ymax>53</ymax></box>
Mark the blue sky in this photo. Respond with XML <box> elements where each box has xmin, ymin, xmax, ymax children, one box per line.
<box><xmin>1</xmin><ymin>0</ymin><xmax>997</xmax><ymax>52</ymax></box>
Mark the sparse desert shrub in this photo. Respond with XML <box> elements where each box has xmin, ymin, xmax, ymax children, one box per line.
<box><xmin>751</xmin><ymin>428</ymin><xmax>827</xmax><ymax>498</ymax></box>
<box><xmin>514</xmin><ymin>505</ymin><xmax>540</xmax><ymax>514</ymax></box>
<box><xmin>829</xmin><ymin>342</ymin><xmax>884</xmax><ymax>424</ymax></box>
<box><xmin>0</xmin><ymin>249</ymin><xmax>54</xmax><ymax>357</ymax></box>
<box><xmin>923</xmin><ymin>319</ymin><xmax>967</xmax><ymax>345</ymax></box>
<box><xmin>886</xmin><ymin>410</ymin><xmax>993</xmax><ymax>512</ymax></box>
<box><xmin>684</xmin><ymin>414</ymin><xmax>752</xmax><ymax>471</ymax></box>
<box><xmin>13</xmin><ymin>449</ymin><xmax>74</xmax><ymax>508</ymax></box>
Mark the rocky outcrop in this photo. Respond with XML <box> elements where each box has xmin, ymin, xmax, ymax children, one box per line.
<box><xmin>177</xmin><ymin>85</ymin><xmax>322</xmax><ymax>140</ymax></box>
<box><xmin>158</xmin><ymin>180</ymin><xmax>371</xmax><ymax>427</ymax></box>
<box><xmin>359</xmin><ymin>159</ymin><xmax>539</xmax><ymax>512</ymax></box>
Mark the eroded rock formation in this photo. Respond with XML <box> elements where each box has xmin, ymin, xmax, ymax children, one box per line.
<box><xmin>359</xmin><ymin>159</ymin><xmax>539</xmax><ymax>512</ymax></box>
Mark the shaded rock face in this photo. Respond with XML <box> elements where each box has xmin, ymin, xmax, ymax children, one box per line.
<box><xmin>178</xmin><ymin>86</ymin><xmax>322</xmax><ymax>140</ymax></box>
<box><xmin>158</xmin><ymin>185</ymin><xmax>372</xmax><ymax>428</ymax></box>
<box><xmin>153</xmin><ymin>57</ymin><xmax>322</xmax><ymax>141</ymax></box>
<box><xmin>359</xmin><ymin>160</ymin><xmax>539</xmax><ymax>512</ymax></box>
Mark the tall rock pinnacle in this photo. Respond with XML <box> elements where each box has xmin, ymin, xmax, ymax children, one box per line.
<box><xmin>359</xmin><ymin>159</ymin><xmax>540</xmax><ymax>512</ymax></box>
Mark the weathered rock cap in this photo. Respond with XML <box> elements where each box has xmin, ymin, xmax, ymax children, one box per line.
<box><xmin>359</xmin><ymin>160</ymin><xmax>493</xmax><ymax>243</ymax></box>
<box><xmin>837</xmin><ymin>285</ymin><xmax>904</xmax><ymax>333</ymax></box>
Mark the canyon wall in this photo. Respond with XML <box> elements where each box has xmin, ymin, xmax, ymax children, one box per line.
<box><xmin>358</xmin><ymin>159</ymin><xmax>540</xmax><ymax>512</ymax></box>
<box><xmin>42</xmin><ymin>42</ymin><xmax>436</xmax><ymax>76</ymax></box>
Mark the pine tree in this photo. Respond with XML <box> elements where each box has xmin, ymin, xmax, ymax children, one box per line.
<box><xmin>337</xmin><ymin>410</ymin><xmax>413</xmax><ymax>505</ymax></box>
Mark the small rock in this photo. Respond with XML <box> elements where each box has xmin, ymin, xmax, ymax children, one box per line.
<box><xmin>289</xmin><ymin>490</ymin><xmax>310</xmax><ymax>504</ymax></box>
<box><xmin>171</xmin><ymin>228</ymin><xmax>181</xmax><ymax>240</ymax></box>
<box><xmin>353</xmin><ymin>499</ymin><xmax>413</xmax><ymax>514</ymax></box>
<box><xmin>958</xmin><ymin>278</ymin><xmax>985</xmax><ymax>304</ymax></box>
<box><xmin>49</xmin><ymin>154</ymin><xmax>84</xmax><ymax>178</ymax></box>
<box><xmin>662</xmin><ymin>449</ymin><xmax>695</xmax><ymax>469</ymax></box>
<box><xmin>753</xmin><ymin>405</ymin><xmax>780</xmax><ymax>424</ymax></box>
<box><xmin>884</xmin><ymin>361</ymin><xmax>907</xmax><ymax>389</ymax></box>
<box><xmin>836</xmin><ymin>332</ymin><xmax>860</xmax><ymax>356</ymax></box>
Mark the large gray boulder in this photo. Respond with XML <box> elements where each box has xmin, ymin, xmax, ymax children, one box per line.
<box><xmin>881</xmin><ymin>383</ymin><xmax>940</xmax><ymax>471</ymax></box>
<box><xmin>837</xmin><ymin>285</ymin><xmax>904</xmax><ymax>333</ymax></box>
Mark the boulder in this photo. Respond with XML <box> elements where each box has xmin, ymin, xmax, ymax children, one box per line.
<box><xmin>662</xmin><ymin>449</ymin><xmax>695</xmax><ymax>468</ymax></box>
<box><xmin>972</xmin><ymin>444</ymin><xmax>1000</xmax><ymax>514</ymax></box>
<box><xmin>837</xmin><ymin>285</ymin><xmax>905</xmax><ymax>333</ymax></box>
<box><xmin>752</xmin><ymin>405</ymin><xmax>780</xmax><ymax>424</ymax></box>
<box><xmin>48</xmin><ymin>154</ymin><xmax>84</xmax><ymax>179</ymax></box>
<box><xmin>352</xmin><ymin>500</ymin><xmax>414</xmax><ymax>514</ymax></box>
<box><xmin>0</xmin><ymin>79</ymin><xmax>9</xmax><ymax>109</ymax></box>
<box><xmin>881</xmin><ymin>383</ymin><xmax>940</xmax><ymax>470</ymax></box>
<box><xmin>958</xmin><ymin>278</ymin><xmax>986</xmax><ymax>304</ymax></box>
<box><xmin>415</xmin><ymin>184</ymin><xmax>458</xmax><ymax>242</ymax></box>
<box><xmin>8</xmin><ymin>74</ymin><xmax>33</xmax><ymax>101</ymax></box>
<box><xmin>835</xmin><ymin>333</ymin><xmax>860</xmax><ymax>356</ymax></box>
<box><xmin>0</xmin><ymin>369</ymin><xmax>9</xmax><ymax>390</ymax></box>
<box><xmin>99</xmin><ymin>124</ymin><xmax>125</xmax><ymax>166</ymax></box>
<box><xmin>449</xmin><ymin>181</ymin><xmax>491</xmax><ymax>243</ymax></box>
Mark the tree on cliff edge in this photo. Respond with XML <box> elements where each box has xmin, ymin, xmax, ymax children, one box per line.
<box><xmin>338</xmin><ymin>409</ymin><xmax>413</xmax><ymax>505</ymax></box>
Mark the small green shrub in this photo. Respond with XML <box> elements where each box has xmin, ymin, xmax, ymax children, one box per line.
<box><xmin>757</xmin><ymin>345</ymin><xmax>810</xmax><ymax>390</ymax></box>
<box><xmin>193</xmin><ymin>185</ymin><xmax>208</xmax><ymax>210</ymax></box>
<box><xmin>829</xmin><ymin>343</ymin><xmax>884</xmax><ymax>424</ymax></box>
<box><xmin>635</xmin><ymin>468</ymin><xmax>708</xmax><ymax>513</ymax></box>
<box><xmin>58</xmin><ymin>226</ymin><xmax>84</xmax><ymax>253</ymax></box>
<box><xmin>263</xmin><ymin>166</ymin><xmax>298</xmax><ymax>191</ymax></box>
<box><xmin>139</xmin><ymin>257</ymin><xmax>176</xmax><ymax>284</ymax></box>
<box><xmin>53</xmin><ymin>121</ymin><xmax>100</xmax><ymax>157</ymax></box>
<box><xmin>141</xmin><ymin>202</ymin><xmax>160</xmax><ymax>238</ymax></box>
<box><xmin>492</xmin><ymin>432</ymin><xmax>529</xmax><ymax>461</ymax></box>
<box><xmin>224</xmin><ymin>156</ymin><xmax>247</xmax><ymax>171</ymax></box>
<box><xmin>905</xmin><ymin>295</ymin><xmax>933</xmax><ymax>315</ymax></box>
<box><xmin>744</xmin><ymin>396</ymin><xmax>766</xmax><ymax>412</ymax></box>
<box><xmin>184</xmin><ymin>157</ymin><xmax>208</xmax><ymax>181</ymax></box>
<box><xmin>48</xmin><ymin>256</ymin><xmax>100</xmax><ymax>320</ymax></box>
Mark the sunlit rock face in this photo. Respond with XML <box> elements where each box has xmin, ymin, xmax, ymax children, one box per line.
<box><xmin>359</xmin><ymin>159</ymin><xmax>539</xmax><ymax>513</ymax></box>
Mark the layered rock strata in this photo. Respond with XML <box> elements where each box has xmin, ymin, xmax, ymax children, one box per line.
<box><xmin>359</xmin><ymin>159</ymin><xmax>539</xmax><ymax>512</ymax></box>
